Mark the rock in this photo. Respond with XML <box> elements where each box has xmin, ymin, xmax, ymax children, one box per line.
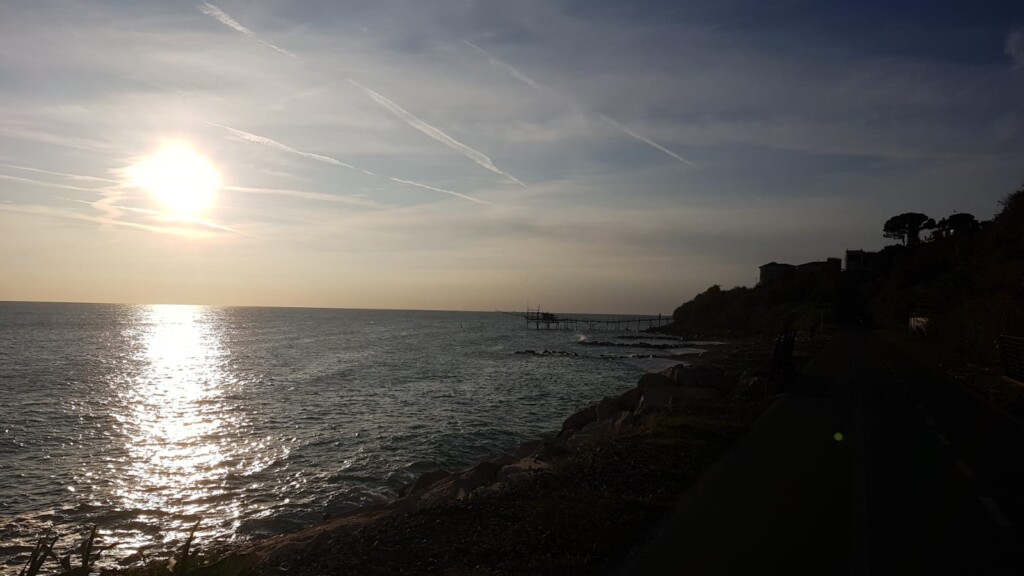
<box><xmin>638</xmin><ymin>373</ymin><xmax>676</xmax><ymax>390</ymax></box>
<box><xmin>567</xmin><ymin>418</ymin><xmax>617</xmax><ymax>445</ymax></box>
<box><xmin>616</xmin><ymin>387</ymin><xmax>643</xmax><ymax>411</ymax></box>
<box><xmin>418</xmin><ymin>461</ymin><xmax>502</xmax><ymax>503</ymax></box>
<box><xmin>596</xmin><ymin>396</ymin><xmax>622</xmax><ymax>419</ymax></box>
<box><xmin>496</xmin><ymin>457</ymin><xmax>550</xmax><ymax>481</ymax></box>
<box><xmin>531</xmin><ymin>441</ymin><xmax>569</xmax><ymax>462</ymax></box>
<box><xmin>659</xmin><ymin>364</ymin><xmax>732</xmax><ymax>390</ymax></box>
<box><xmin>513</xmin><ymin>439</ymin><xmax>544</xmax><ymax>460</ymax></box>
<box><xmin>561</xmin><ymin>404</ymin><xmax>598</xmax><ymax>432</ymax></box>
<box><xmin>613</xmin><ymin>410</ymin><xmax>636</xmax><ymax>431</ymax></box>
<box><xmin>635</xmin><ymin>385</ymin><xmax>725</xmax><ymax>414</ymax></box>
<box><xmin>399</xmin><ymin>469</ymin><xmax>450</xmax><ymax>498</ymax></box>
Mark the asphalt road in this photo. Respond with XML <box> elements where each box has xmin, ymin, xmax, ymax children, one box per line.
<box><xmin>624</xmin><ymin>330</ymin><xmax>1024</xmax><ymax>575</ymax></box>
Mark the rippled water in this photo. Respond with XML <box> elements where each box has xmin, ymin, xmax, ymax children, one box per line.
<box><xmin>0</xmin><ymin>303</ymin><xmax>696</xmax><ymax>571</ymax></box>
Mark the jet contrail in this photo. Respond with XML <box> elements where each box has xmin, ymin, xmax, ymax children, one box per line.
<box><xmin>463</xmin><ymin>41</ymin><xmax>551</xmax><ymax>93</ymax></box>
<box><xmin>463</xmin><ymin>41</ymin><xmax>697</xmax><ymax>168</ymax></box>
<box><xmin>210</xmin><ymin>122</ymin><xmax>489</xmax><ymax>204</ymax></box>
<box><xmin>388</xmin><ymin>178</ymin><xmax>490</xmax><ymax>205</ymax></box>
<box><xmin>224</xmin><ymin>185</ymin><xmax>382</xmax><ymax>208</ymax></box>
<box><xmin>599</xmin><ymin>115</ymin><xmax>699</xmax><ymax>168</ymax></box>
<box><xmin>208</xmin><ymin>122</ymin><xmax>376</xmax><ymax>176</ymax></box>
<box><xmin>348</xmin><ymin>79</ymin><xmax>525</xmax><ymax>187</ymax></box>
<box><xmin>198</xmin><ymin>2</ymin><xmax>297</xmax><ymax>59</ymax></box>
<box><xmin>0</xmin><ymin>164</ymin><xmax>119</xmax><ymax>184</ymax></box>
<box><xmin>0</xmin><ymin>174</ymin><xmax>111</xmax><ymax>194</ymax></box>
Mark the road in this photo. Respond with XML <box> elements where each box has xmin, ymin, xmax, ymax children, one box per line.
<box><xmin>625</xmin><ymin>330</ymin><xmax>1024</xmax><ymax>575</ymax></box>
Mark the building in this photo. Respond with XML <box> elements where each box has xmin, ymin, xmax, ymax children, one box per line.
<box><xmin>845</xmin><ymin>250</ymin><xmax>879</xmax><ymax>274</ymax></box>
<box><xmin>758</xmin><ymin>262</ymin><xmax>796</xmax><ymax>284</ymax></box>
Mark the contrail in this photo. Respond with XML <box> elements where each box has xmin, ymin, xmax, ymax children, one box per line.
<box><xmin>210</xmin><ymin>122</ymin><xmax>490</xmax><ymax>204</ymax></box>
<box><xmin>464</xmin><ymin>41</ymin><xmax>697</xmax><ymax>167</ymax></box>
<box><xmin>207</xmin><ymin>122</ymin><xmax>376</xmax><ymax>176</ymax></box>
<box><xmin>599</xmin><ymin>115</ymin><xmax>699</xmax><ymax>168</ymax></box>
<box><xmin>198</xmin><ymin>2</ymin><xmax>297</xmax><ymax>59</ymax></box>
<box><xmin>0</xmin><ymin>164</ymin><xmax>119</xmax><ymax>184</ymax></box>
<box><xmin>463</xmin><ymin>41</ymin><xmax>550</xmax><ymax>93</ymax></box>
<box><xmin>224</xmin><ymin>185</ymin><xmax>382</xmax><ymax>208</ymax></box>
<box><xmin>348</xmin><ymin>79</ymin><xmax>525</xmax><ymax>187</ymax></box>
<box><xmin>0</xmin><ymin>174</ymin><xmax>111</xmax><ymax>193</ymax></box>
<box><xmin>388</xmin><ymin>178</ymin><xmax>490</xmax><ymax>205</ymax></box>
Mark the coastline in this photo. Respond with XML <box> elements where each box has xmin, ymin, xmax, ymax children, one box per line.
<box><xmin>218</xmin><ymin>336</ymin><xmax>781</xmax><ymax>575</ymax></box>
<box><xmin>16</xmin><ymin>333</ymin><xmax>793</xmax><ymax>576</ymax></box>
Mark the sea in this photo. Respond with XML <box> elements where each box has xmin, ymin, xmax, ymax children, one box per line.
<box><xmin>0</xmin><ymin>302</ymin><xmax>701</xmax><ymax>571</ymax></box>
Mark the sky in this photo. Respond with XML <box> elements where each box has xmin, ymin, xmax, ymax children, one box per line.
<box><xmin>1</xmin><ymin>0</ymin><xmax>1022</xmax><ymax>314</ymax></box>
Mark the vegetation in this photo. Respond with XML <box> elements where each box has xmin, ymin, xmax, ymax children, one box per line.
<box><xmin>883</xmin><ymin>212</ymin><xmax>934</xmax><ymax>246</ymax></box>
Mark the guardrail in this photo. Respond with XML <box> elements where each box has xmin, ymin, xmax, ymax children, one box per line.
<box><xmin>999</xmin><ymin>335</ymin><xmax>1024</xmax><ymax>383</ymax></box>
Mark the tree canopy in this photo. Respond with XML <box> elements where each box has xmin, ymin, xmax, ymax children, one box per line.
<box><xmin>883</xmin><ymin>213</ymin><xmax>934</xmax><ymax>245</ymax></box>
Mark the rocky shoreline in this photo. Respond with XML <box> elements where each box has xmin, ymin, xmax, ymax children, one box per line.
<box><xmin>182</xmin><ymin>336</ymin><xmax>781</xmax><ymax>575</ymax></box>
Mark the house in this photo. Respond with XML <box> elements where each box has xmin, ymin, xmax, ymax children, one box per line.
<box><xmin>845</xmin><ymin>250</ymin><xmax>879</xmax><ymax>273</ymax></box>
<box><xmin>758</xmin><ymin>262</ymin><xmax>796</xmax><ymax>284</ymax></box>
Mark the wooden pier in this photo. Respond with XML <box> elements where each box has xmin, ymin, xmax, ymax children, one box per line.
<box><xmin>504</xmin><ymin>308</ymin><xmax>671</xmax><ymax>331</ymax></box>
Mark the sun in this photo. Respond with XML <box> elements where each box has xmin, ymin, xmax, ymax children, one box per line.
<box><xmin>129</xmin><ymin>141</ymin><xmax>220</xmax><ymax>218</ymax></box>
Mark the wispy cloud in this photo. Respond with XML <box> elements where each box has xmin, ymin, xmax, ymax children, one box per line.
<box><xmin>211</xmin><ymin>123</ymin><xmax>490</xmax><ymax>204</ymax></box>
<box><xmin>60</xmin><ymin>197</ymin><xmax>249</xmax><ymax>236</ymax></box>
<box><xmin>1007</xmin><ymin>30</ymin><xmax>1024</xmax><ymax>68</ymax></box>
<box><xmin>348</xmin><ymin>79</ymin><xmax>526</xmax><ymax>187</ymax></box>
<box><xmin>0</xmin><ymin>202</ymin><xmax>219</xmax><ymax>238</ymax></box>
<box><xmin>387</xmin><ymin>178</ymin><xmax>490</xmax><ymax>205</ymax></box>
<box><xmin>463</xmin><ymin>41</ymin><xmax>697</xmax><ymax>168</ymax></box>
<box><xmin>198</xmin><ymin>2</ymin><xmax>297</xmax><ymax>59</ymax></box>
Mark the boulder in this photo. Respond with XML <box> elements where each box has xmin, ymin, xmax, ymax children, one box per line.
<box><xmin>638</xmin><ymin>373</ymin><xmax>676</xmax><ymax>390</ymax></box>
<box><xmin>561</xmin><ymin>404</ymin><xmax>598</xmax><ymax>432</ymax></box>
<box><xmin>659</xmin><ymin>364</ymin><xmax>733</xmax><ymax>390</ymax></box>
<box><xmin>399</xmin><ymin>469</ymin><xmax>450</xmax><ymax>497</ymax></box>
<box><xmin>418</xmin><ymin>461</ymin><xmax>502</xmax><ymax>503</ymax></box>
<box><xmin>596</xmin><ymin>396</ymin><xmax>623</xmax><ymax>419</ymax></box>
<box><xmin>496</xmin><ymin>457</ymin><xmax>550</xmax><ymax>481</ymax></box>
<box><xmin>613</xmin><ymin>410</ymin><xmax>636</xmax><ymax>431</ymax></box>
<box><xmin>636</xmin><ymin>385</ymin><xmax>725</xmax><ymax>413</ymax></box>
<box><xmin>616</xmin><ymin>387</ymin><xmax>643</xmax><ymax>412</ymax></box>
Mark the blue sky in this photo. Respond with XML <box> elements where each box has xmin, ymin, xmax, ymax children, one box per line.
<box><xmin>1</xmin><ymin>0</ymin><xmax>1022</xmax><ymax>313</ymax></box>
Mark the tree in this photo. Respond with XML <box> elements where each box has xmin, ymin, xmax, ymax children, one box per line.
<box><xmin>883</xmin><ymin>212</ymin><xmax>933</xmax><ymax>245</ymax></box>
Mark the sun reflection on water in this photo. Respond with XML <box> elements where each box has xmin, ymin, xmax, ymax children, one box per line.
<box><xmin>109</xmin><ymin>305</ymin><xmax>242</xmax><ymax>553</ymax></box>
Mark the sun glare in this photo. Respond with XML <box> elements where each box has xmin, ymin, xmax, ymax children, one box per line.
<box><xmin>129</xmin><ymin>141</ymin><xmax>219</xmax><ymax>218</ymax></box>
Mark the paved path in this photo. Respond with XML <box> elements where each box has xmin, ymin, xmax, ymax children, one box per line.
<box><xmin>624</xmin><ymin>330</ymin><xmax>1024</xmax><ymax>575</ymax></box>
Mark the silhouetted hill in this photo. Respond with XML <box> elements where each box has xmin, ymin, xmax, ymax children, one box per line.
<box><xmin>670</xmin><ymin>186</ymin><xmax>1024</xmax><ymax>363</ymax></box>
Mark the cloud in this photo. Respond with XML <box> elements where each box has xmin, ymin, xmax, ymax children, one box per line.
<box><xmin>348</xmin><ymin>79</ymin><xmax>526</xmax><ymax>187</ymax></box>
<box><xmin>462</xmin><ymin>41</ymin><xmax>697</xmax><ymax>167</ymax></box>
<box><xmin>1007</xmin><ymin>30</ymin><xmax>1024</xmax><ymax>68</ymax></box>
<box><xmin>198</xmin><ymin>2</ymin><xmax>297</xmax><ymax>59</ymax></box>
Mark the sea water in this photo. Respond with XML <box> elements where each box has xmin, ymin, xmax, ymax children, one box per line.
<box><xmin>0</xmin><ymin>302</ymin><xmax>698</xmax><ymax>570</ymax></box>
